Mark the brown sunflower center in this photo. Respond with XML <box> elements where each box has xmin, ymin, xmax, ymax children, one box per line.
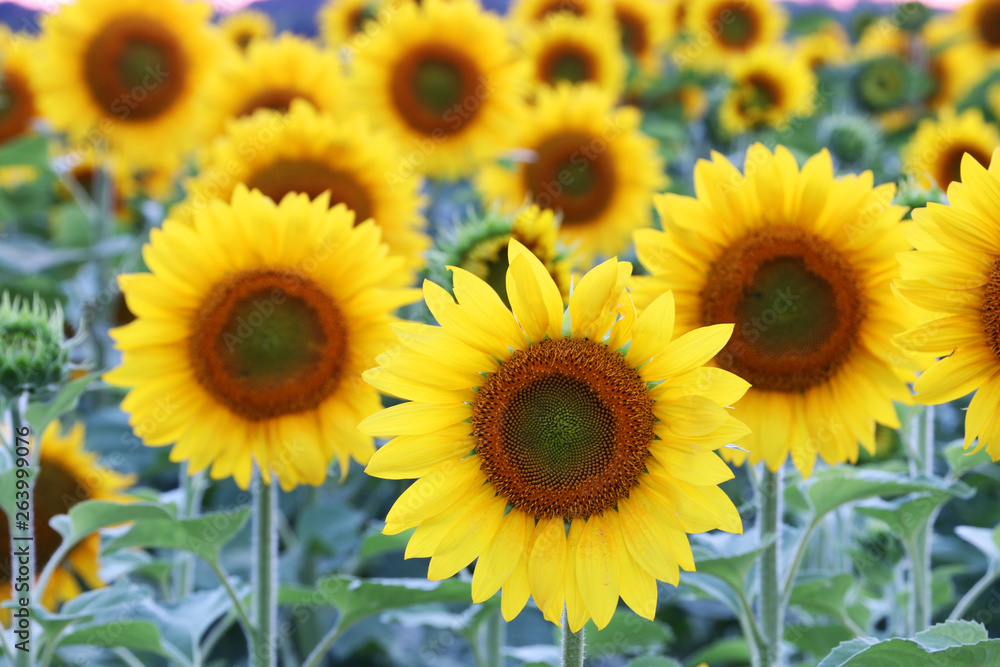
<box><xmin>83</xmin><ymin>15</ymin><xmax>189</xmax><ymax>122</ymax></box>
<box><xmin>701</xmin><ymin>226</ymin><xmax>866</xmax><ymax>393</ymax></box>
<box><xmin>472</xmin><ymin>337</ymin><xmax>654</xmax><ymax>519</ymax></box>
<box><xmin>234</xmin><ymin>31</ymin><xmax>254</xmax><ymax>51</ymax></box>
<box><xmin>0</xmin><ymin>462</ymin><xmax>88</xmax><ymax>583</ymax></box>
<box><xmin>390</xmin><ymin>44</ymin><xmax>481</xmax><ymax>136</ymax></box>
<box><xmin>535</xmin><ymin>0</ymin><xmax>585</xmax><ymax>20</ymax></box>
<box><xmin>616</xmin><ymin>8</ymin><xmax>649</xmax><ymax>56</ymax></box>
<box><xmin>246</xmin><ymin>159</ymin><xmax>374</xmax><ymax>221</ymax></box>
<box><xmin>982</xmin><ymin>258</ymin><xmax>1000</xmax><ymax>362</ymax></box>
<box><xmin>977</xmin><ymin>1</ymin><xmax>1000</xmax><ymax>46</ymax></box>
<box><xmin>523</xmin><ymin>131</ymin><xmax>616</xmax><ymax>225</ymax></box>
<box><xmin>0</xmin><ymin>68</ymin><xmax>35</xmax><ymax>143</ymax></box>
<box><xmin>539</xmin><ymin>43</ymin><xmax>596</xmax><ymax>85</ymax></box>
<box><xmin>715</xmin><ymin>3</ymin><xmax>760</xmax><ymax>49</ymax></box>
<box><xmin>935</xmin><ymin>144</ymin><xmax>992</xmax><ymax>189</ymax></box>
<box><xmin>189</xmin><ymin>269</ymin><xmax>348</xmax><ymax>421</ymax></box>
<box><xmin>737</xmin><ymin>73</ymin><xmax>783</xmax><ymax>119</ymax></box>
<box><xmin>236</xmin><ymin>88</ymin><xmax>316</xmax><ymax>118</ymax></box>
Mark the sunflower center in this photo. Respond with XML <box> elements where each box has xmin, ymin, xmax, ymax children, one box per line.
<box><xmin>738</xmin><ymin>73</ymin><xmax>782</xmax><ymax>118</ymax></box>
<box><xmin>540</xmin><ymin>44</ymin><xmax>595</xmax><ymax>85</ymax></box>
<box><xmin>83</xmin><ymin>15</ymin><xmax>188</xmax><ymax>121</ymax></box>
<box><xmin>936</xmin><ymin>144</ymin><xmax>992</xmax><ymax>189</ymax></box>
<box><xmin>977</xmin><ymin>2</ymin><xmax>1000</xmax><ymax>46</ymax></box>
<box><xmin>349</xmin><ymin>5</ymin><xmax>379</xmax><ymax>33</ymax></box>
<box><xmin>701</xmin><ymin>226</ymin><xmax>866</xmax><ymax>393</ymax></box>
<box><xmin>523</xmin><ymin>131</ymin><xmax>615</xmax><ymax>225</ymax></box>
<box><xmin>189</xmin><ymin>269</ymin><xmax>348</xmax><ymax>421</ymax></box>
<box><xmin>616</xmin><ymin>9</ymin><xmax>648</xmax><ymax>56</ymax></box>
<box><xmin>982</xmin><ymin>258</ymin><xmax>1000</xmax><ymax>362</ymax></box>
<box><xmin>536</xmin><ymin>0</ymin><xmax>584</xmax><ymax>19</ymax></box>
<box><xmin>237</xmin><ymin>88</ymin><xmax>315</xmax><ymax>118</ymax></box>
<box><xmin>0</xmin><ymin>69</ymin><xmax>34</xmax><ymax>143</ymax></box>
<box><xmin>717</xmin><ymin>4</ymin><xmax>759</xmax><ymax>48</ymax></box>
<box><xmin>472</xmin><ymin>337</ymin><xmax>654</xmax><ymax>520</ymax></box>
<box><xmin>235</xmin><ymin>31</ymin><xmax>254</xmax><ymax>51</ymax></box>
<box><xmin>246</xmin><ymin>159</ymin><xmax>374</xmax><ymax>221</ymax></box>
<box><xmin>391</xmin><ymin>45</ymin><xmax>480</xmax><ymax>136</ymax></box>
<box><xmin>857</xmin><ymin>57</ymin><xmax>906</xmax><ymax>111</ymax></box>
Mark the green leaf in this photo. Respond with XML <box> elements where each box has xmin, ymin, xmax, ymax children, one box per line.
<box><xmin>628</xmin><ymin>657</ymin><xmax>682</xmax><ymax>667</ymax></box>
<box><xmin>585</xmin><ymin>611</ymin><xmax>674</xmax><ymax>657</ymax></box>
<box><xmin>802</xmin><ymin>468</ymin><xmax>971</xmax><ymax>519</ymax></box>
<box><xmin>955</xmin><ymin>525</ymin><xmax>1000</xmax><ymax>563</ymax></box>
<box><xmin>55</xmin><ymin>500</ymin><xmax>177</xmax><ymax>549</ymax></box>
<box><xmin>789</xmin><ymin>574</ymin><xmax>853</xmax><ymax>619</ymax></box>
<box><xmin>358</xmin><ymin>525</ymin><xmax>414</xmax><ymax>560</ymax></box>
<box><xmin>687</xmin><ymin>636</ymin><xmax>752</xmax><ymax>666</ymax></box>
<box><xmin>692</xmin><ymin>533</ymin><xmax>774</xmax><ymax>595</ymax></box>
<box><xmin>24</xmin><ymin>372</ymin><xmax>100</xmax><ymax>436</ymax></box>
<box><xmin>944</xmin><ymin>439</ymin><xmax>993</xmax><ymax>478</ymax></box>
<box><xmin>915</xmin><ymin>620</ymin><xmax>988</xmax><ymax>649</ymax></box>
<box><xmin>104</xmin><ymin>507</ymin><xmax>251</xmax><ymax>565</ymax></box>
<box><xmin>856</xmin><ymin>486</ymin><xmax>972</xmax><ymax>542</ymax></box>
<box><xmin>818</xmin><ymin>621</ymin><xmax>1000</xmax><ymax>666</ymax></box>
<box><xmin>0</xmin><ymin>135</ymin><xmax>49</xmax><ymax>169</ymax></box>
<box><xmin>787</xmin><ymin>624</ymin><xmax>855</xmax><ymax>659</ymax></box>
<box><xmin>59</xmin><ymin>620</ymin><xmax>168</xmax><ymax>656</ymax></box>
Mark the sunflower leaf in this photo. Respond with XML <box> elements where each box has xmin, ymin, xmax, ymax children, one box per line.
<box><xmin>24</xmin><ymin>371</ymin><xmax>100</xmax><ymax>437</ymax></box>
<box><xmin>102</xmin><ymin>507</ymin><xmax>251</xmax><ymax>565</ymax></box>
<box><xmin>817</xmin><ymin>621</ymin><xmax>1000</xmax><ymax>666</ymax></box>
<box><xmin>801</xmin><ymin>468</ymin><xmax>973</xmax><ymax>520</ymax></box>
<box><xmin>58</xmin><ymin>620</ymin><xmax>170</xmax><ymax>657</ymax></box>
<box><xmin>54</xmin><ymin>499</ymin><xmax>177</xmax><ymax>549</ymax></box>
<box><xmin>944</xmin><ymin>439</ymin><xmax>993</xmax><ymax>478</ymax></box>
<box><xmin>856</xmin><ymin>490</ymin><xmax>966</xmax><ymax>542</ymax></box>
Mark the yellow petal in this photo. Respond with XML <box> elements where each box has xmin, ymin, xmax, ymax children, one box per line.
<box><xmin>508</xmin><ymin>240</ymin><xmax>564</xmax><ymax>341</ymax></box>
<box><xmin>640</xmin><ymin>324</ymin><xmax>735</xmax><ymax>381</ymax></box>
<box><xmin>654</xmin><ymin>395</ymin><xmax>730</xmax><ymax>437</ymax></box>
<box><xmin>501</xmin><ymin>553</ymin><xmax>531</xmax><ymax>622</ymax></box>
<box><xmin>472</xmin><ymin>510</ymin><xmax>531</xmax><ymax>603</ymax></box>
<box><xmin>626</xmin><ymin>290</ymin><xmax>676</xmax><ymax>366</ymax></box>
<box><xmin>423</xmin><ymin>280</ymin><xmax>517</xmax><ymax>359</ymax></box>
<box><xmin>364</xmin><ymin>424</ymin><xmax>475</xmax><ymax>479</ymax></box>
<box><xmin>527</xmin><ymin>517</ymin><xmax>567</xmax><ymax>613</ymax></box>
<box><xmin>384</xmin><ymin>456</ymin><xmax>483</xmax><ymax>525</ymax></box>
<box><xmin>449</xmin><ymin>266</ymin><xmax>526</xmax><ymax>348</ymax></box>
<box><xmin>575</xmin><ymin>512</ymin><xmax>621</xmax><ymax>630</ymax></box>
<box><xmin>358</xmin><ymin>402</ymin><xmax>470</xmax><ymax>436</ymax></box>
<box><xmin>647</xmin><ymin>447</ymin><xmax>735</xmax><ymax>486</ymax></box>
<box><xmin>362</xmin><ymin>368</ymin><xmax>473</xmax><ymax>404</ymax></box>
<box><xmin>617</xmin><ymin>494</ymin><xmax>682</xmax><ymax>584</ymax></box>
<box><xmin>913</xmin><ymin>346</ymin><xmax>997</xmax><ymax>404</ymax></box>
<box><xmin>966</xmin><ymin>371</ymin><xmax>1000</xmax><ymax>449</ymax></box>
<box><xmin>650</xmin><ymin>367</ymin><xmax>751</xmax><ymax>406</ymax></box>
<box><xmin>428</xmin><ymin>489</ymin><xmax>506</xmax><ymax>580</ymax></box>
<box><xmin>569</xmin><ymin>258</ymin><xmax>623</xmax><ymax>338</ymax></box>
<box><xmin>564</xmin><ymin>518</ymin><xmax>590</xmax><ymax>632</ymax></box>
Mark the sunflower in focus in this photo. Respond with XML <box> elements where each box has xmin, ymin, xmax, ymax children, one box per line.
<box><xmin>894</xmin><ymin>148</ymin><xmax>1000</xmax><ymax>459</ymax></box>
<box><xmin>680</xmin><ymin>0</ymin><xmax>786</xmax><ymax>70</ymax></box>
<box><xmin>318</xmin><ymin>0</ymin><xmax>380</xmax><ymax>46</ymax></box>
<box><xmin>522</xmin><ymin>15</ymin><xmax>626</xmax><ymax>97</ymax></box>
<box><xmin>633</xmin><ymin>145</ymin><xmax>918</xmax><ymax>476</ymax></box>
<box><xmin>902</xmin><ymin>108</ymin><xmax>1000</xmax><ymax>191</ymax></box>
<box><xmin>794</xmin><ymin>22</ymin><xmax>851</xmax><ymax>71</ymax></box>
<box><xmin>33</xmin><ymin>0</ymin><xmax>222</xmax><ymax>171</ymax></box>
<box><xmin>218</xmin><ymin>10</ymin><xmax>275</xmax><ymax>52</ymax></box>
<box><xmin>509</xmin><ymin>0</ymin><xmax>613</xmax><ymax>27</ymax></box>
<box><xmin>178</xmin><ymin>101</ymin><xmax>428</xmax><ymax>273</ymax></box>
<box><xmin>0</xmin><ymin>26</ymin><xmax>37</xmax><ymax>145</ymax></box>
<box><xmin>362</xmin><ymin>241</ymin><xmax>748</xmax><ymax>630</ymax></box>
<box><xmin>105</xmin><ymin>187</ymin><xmax>419</xmax><ymax>489</ymax></box>
<box><xmin>612</xmin><ymin>0</ymin><xmax>668</xmax><ymax>73</ymax></box>
<box><xmin>957</xmin><ymin>0</ymin><xmax>1000</xmax><ymax>63</ymax></box>
<box><xmin>350</xmin><ymin>0</ymin><xmax>525</xmax><ymax>179</ymax></box>
<box><xmin>478</xmin><ymin>84</ymin><xmax>664</xmax><ymax>264</ymax></box>
<box><xmin>1</xmin><ymin>422</ymin><xmax>134</xmax><ymax>618</ymax></box>
<box><xmin>205</xmin><ymin>34</ymin><xmax>346</xmax><ymax>134</ymax></box>
<box><xmin>719</xmin><ymin>47</ymin><xmax>815</xmax><ymax>134</ymax></box>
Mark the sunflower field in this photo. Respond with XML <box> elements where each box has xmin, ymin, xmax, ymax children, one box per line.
<box><xmin>5</xmin><ymin>0</ymin><xmax>1000</xmax><ymax>665</ymax></box>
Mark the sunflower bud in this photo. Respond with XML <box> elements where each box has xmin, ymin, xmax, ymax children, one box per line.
<box><xmin>0</xmin><ymin>292</ymin><xmax>69</xmax><ymax>397</ymax></box>
<box><xmin>854</xmin><ymin>56</ymin><xmax>921</xmax><ymax>112</ymax></box>
<box><xmin>894</xmin><ymin>176</ymin><xmax>947</xmax><ymax>218</ymax></box>
<box><xmin>818</xmin><ymin>112</ymin><xmax>883</xmax><ymax>169</ymax></box>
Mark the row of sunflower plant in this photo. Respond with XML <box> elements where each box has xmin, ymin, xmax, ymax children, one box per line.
<box><xmin>4</xmin><ymin>0</ymin><xmax>1000</xmax><ymax>665</ymax></box>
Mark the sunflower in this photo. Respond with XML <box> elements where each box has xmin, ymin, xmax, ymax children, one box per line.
<box><xmin>509</xmin><ymin>0</ymin><xmax>613</xmax><ymax>27</ymax></box>
<box><xmin>794</xmin><ymin>22</ymin><xmax>851</xmax><ymax>71</ymax></box>
<box><xmin>633</xmin><ymin>144</ymin><xmax>917</xmax><ymax>476</ymax></box>
<box><xmin>612</xmin><ymin>0</ymin><xmax>668</xmax><ymax>73</ymax></box>
<box><xmin>52</xmin><ymin>143</ymin><xmax>139</xmax><ymax>226</ymax></box>
<box><xmin>677</xmin><ymin>0</ymin><xmax>786</xmax><ymax>71</ymax></box>
<box><xmin>105</xmin><ymin>186</ymin><xmax>419</xmax><ymax>490</ymax></box>
<box><xmin>32</xmin><ymin>0</ymin><xmax>222</xmax><ymax>171</ymax></box>
<box><xmin>0</xmin><ymin>26</ymin><xmax>37</xmax><ymax>145</ymax></box>
<box><xmin>205</xmin><ymin>34</ymin><xmax>346</xmax><ymax>135</ymax></box>
<box><xmin>178</xmin><ymin>101</ymin><xmax>428</xmax><ymax>273</ymax></box>
<box><xmin>361</xmin><ymin>240</ymin><xmax>748</xmax><ymax>630</ymax></box>
<box><xmin>902</xmin><ymin>108</ymin><xmax>1000</xmax><ymax>191</ymax></box>
<box><xmin>855</xmin><ymin>19</ymin><xmax>911</xmax><ymax>59</ymax></box>
<box><xmin>218</xmin><ymin>9</ymin><xmax>275</xmax><ymax>52</ymax></box>
<box><xmin>925</xmin><ymin>45</ymin><xmax>984</xmax><ymax>111</ymax></box>
<box><xmin>1</xmin><ymin>422</ymin><xmax>134</xmax><ymax>618</ymax></box>
<box><xmin>478</xmin><ymin>84</ymin><xmax>664</xmax><ymax>265</ymax></box>
<box><xmin>894</xmin><ymin>148</ymin><xmax>1000</xmax><ymax>458</ymax></box>
<box><xmin>318</xmin><ymin>0</ymin><xmax>381</xmax><ymax>46</ymax></box>
<box><xmin>719</xmin><ymin>46</ymin><xmax>816</xmax><ymax>135</ymax></box>
<box><xmin>957</xmin><ymin>0</ymin><xmax>1000</xmax><ymax>63</ymax></box>
<box><xmin>664</xmin><ymin>0</ymin><xmax>688</xmax><ymax>42</ymax></box>
<box><xmin>522</xmin><ymin>14</ymin><xmax>626</xmax><ymax>96</ymax></box>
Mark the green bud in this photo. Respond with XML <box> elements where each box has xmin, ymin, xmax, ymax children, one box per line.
<box><xmin>0</xmin><ymin>292</ymin><xmax>69</xmax><ymax>397</ymax></box>
<box><xmin>895</xmin><ymin>175</ymin><xmax>947</xmax><ymax>218</ymax></box>
<box><xmin>818</xmin><ymin>112</ymin><xmax>884</xmax><ymax>169</ymax></box>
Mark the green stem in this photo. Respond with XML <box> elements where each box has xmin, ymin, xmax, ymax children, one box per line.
<box><xmin>758</xmin><ymin>465</ymin><xmax>784</xmax><ymax>667</ymax></box>
<box><xmin>208</xmin><ymin>561</ymin><xmax>253</xmax><ymax>640</ymax></box>
<box><xmin>173</xmin><ymin>466</ymin><xmax>206</xmax><ymax>600</ymax></box>
<box><xmin>949</xmin><ymin>565</ymin><xmax>1000</xmax><ymax>621</ymax></box>
<box><xmin>781</xmin><ymin>520</ymin><xmax>819</xmax><ymax>609</ymax></box>
<box><xmin>301</xmin><ymin>620</ymin><xmax>343</xmax><ymax>667</ymax></box>
<box><xmin>484</xmin><ymin>607</ymin><xmax>504</xmax><ymax>667</ymax></box>
<box><xmin>560</xmin><ymin>610</ymin><xmax>585</xmax><ymax>667</ymax></box>
<box><xmin>910</xmin><ymin>405</ymin><xmax>936</xmax><ymax>634</ymax></box>
<box><xmin>249</xmin><ymin>477</ymin><xmax>278</xmax><ymax>667</ymax></box>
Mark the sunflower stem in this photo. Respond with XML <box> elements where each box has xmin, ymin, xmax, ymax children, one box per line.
<box><xmin>249</xmin><ymin>474</ymin><xmax>278</xmax><ymax>667</ymax></box>
<box><xmin>560</xmin><ymin>610</ymin><xmax>585</xmax><ymax>667</ymax></box>
<box><xmin>758</xmin><ymin>465</ymin><xmax>784</xmax><ymax>667</ymax></box>
<box><xmin>172</xmin><ymin>465</ymin><xmax>206</xmax><ymax>600</ymax></box>
<box><xmin>910</xmin><ymin>405</ymin><xmax>936</xmax><ymax>633</ymax></box>
<box><xmin>483</xmin><ymin>606</ymin><xmax>504</xmax><ymax>667</ymax></box>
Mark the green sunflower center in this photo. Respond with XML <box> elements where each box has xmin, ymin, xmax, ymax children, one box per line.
<box><xmin>189</xmin><ymin>269</ymin><xmax>348</xmax><ymax>421</ymax></box>
<box><xmin>83</xmin><ymin>15</ymin><xmax>189</xmax><ymax>122</ymax></box>
<box><xmin>391</xmin><ymin>45</ymin><xmax>480</xmax><ymax>135</ymax></box>
<box><xmin>717</xmin><ymin>4</ymin><xmax>759</xmax><ymax>48</ymax></box>
<box><xmin>246</xmin><ymin>158</ymin><xmax>375</xmax><ymax>222</ymax></box>
<box><xmin>701</xmin><ymin>226</ymin><xmax>866</xmax><ymax>393</ymax></box>
<box><xmin>523</xmin><ymin>131</ymin><xmax>616</xmax><ymax>225</ymax></box>
<box><xmin>936</xmin><ymin>144</ymin><xmax>992</xmax><ymax>190</ymax></box>
<box><xmin>472</xmin><ymin>337</ymin><xmax>654</xmax><ymax>519</ymax></box>
<box><xmin>982</xmin><ymin>258</ymin><xmax>1000</xmax><ymax>362</ymax></box>
<box><xmin>856</xmin><ymin>57</ymin><xmax>907</xmax><ymax>111</ymax></box>
<box><xmin>542</xmin><ymin>46</ymin><xmax>594</xmax><ymax>85</ymax></box>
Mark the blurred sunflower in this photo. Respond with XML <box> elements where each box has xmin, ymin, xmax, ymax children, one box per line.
<box><xmin>53</xmin><ymin>144</ymin><xmax>139</xmax><ymax>226</ymax></box>
<box><xmin>350</xmin><ymin>0</ymin><xmax>525</xmax><ymax>179</ymax></box>
<box><xmin>0</xmin><ymin>422</ymin><xmax>134</xmax><ymax>617</ymax></box>
<box><xmin>719</xmin><ymin>47</ymin><xmax>815</xmax><ymax>134</ymax></box>
<box><xmin>794</xmin><ymin>22</ymin><xmax>851</xmax><ymax>71</ymax></box>
<box><xmin>509</xmin><ymin>0</ymin><xmax>613</xmax><ymax>26</ymax></box>
<box><xmin>478</xmin><ymin>84</ymin><xmax>664</xmax><ymax>264</ymax></box>
<box><xmin>895</xmin><ymin>148</ymin><xmax>1000</xmax><ymax>458</ymax></box>
<box><xmin>362</xmin><ymin>242</ymin><xmax>748</xmax><ymax>630</ymax></box>
<box><xmin>205</xmin><ymin>34</ymin><xmax>345</xmax><ymax>134</ymax></box>
<box><xmin>682</xmin><ymin>0</ymin><xmax>786</xmax><ymax>70</ymax></box>
<box><xmin>925</xmin><ymin>46</ymin><xmax>982</xmax><ymax>111</ymax></box>
<box><xmin>218</xmin><ymin>9</ymin><xmax>274</xmax><ymax>52</ymax></box>
<box><xmin>612</xmin><ymin>0</ymin><xmax>668</xmax><ymax>73</ymax></box>
<box><xmin>33</xmin><ymin>0</ymin><xmax>222</xmax><ymax>171</ymax></box>
<box><xmin>523</xmin><ymin>15</ymin><xmax>626</xmax><ymax>96</ymax></box>
<box><xmin>0</xmin><ymin>26</ymin><xmax>37</xmax><ymax>145</ymax></box>
<box><xmin>318</xmin><ymin>0</ymin><xmax>380</xmax><ymax>46</ymax></box>
<box><xmin>856</xmin><ymin>19</ymin><xmax>911</xmax><ymax>59</ymax></box>
<box><xmin>902</xmin><ymin>108</ymin><xmax>1000</xmax><ymax>191</ymax></box>
<box><xmin>957</xmin><ymin>0</ymin><xmax>1000</xmax><ymax>63</ymax></box>
<box><xmin>664</xmin><ymin>0</ymin><xmax>688</xmax><ymax>42</ymax></box>
<box><xmin>105</xmin><ymin>187</ymin><xmax>418</xmax><ymax>490</ymax></box>
<box><xmin>633</xmin><ymin>145</ymin><xmax>917</xmax><ymax>476</ymax></box>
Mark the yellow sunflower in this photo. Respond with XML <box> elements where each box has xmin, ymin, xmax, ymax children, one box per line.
<box><xmin>1</xmin><ymin>422</ymin><xmax>134</xmax><ymax>618</ymax></box>
<box><xmin>177</xmin><ymin>100</ymin><xmax>428</xmax><ymax>273</ymax></box>
<box><xmin>612</xmin><ymin>0</ymin><xmax>668</xmax><ymax>73</ymax></box>
<box><xmin>361</xmin><ymin>240</ymin><xmax>748</xmax><ymax>630</ymax></box>
<box><xmin>478</xmin><ymin>84</ymin><xmax>664</xmax><ymax>265</ymax></box>
<box><xmin>855</xmin><ymin>19</ymin><xmax>911</xmax><ymax>60</ymax></box>
<box><xmin>902</xmin><ymin>108</ymin><xmax>1000</xmax><ymax>191</ymax></box>
<box><xmin>522</xmin><ymin>14</ymin><xmax>626</xmax><ymax>96</ymax></box>
<box><xmin>318</xmin><ymin>0</ymin><xmax>382</xmax><ymax>46</ymax></box>
<box><xmin>719</xmin><ymin>46</ymin><xmax>816</xmax><ymax>134</ymax></box>
<box><xmin>205</xmin><ymin>33</ymin><xmax>346</xmax><ymax>135</ymax></box>
<box><xmin>676</xmin><ymin>0</ymin><xmax>786</xmax><ymax>71</ymax></box>
<box><xmin>509</xmin><ymin>0</ymin><xmax>613</xmax><ymax>27</ymax></box>
<box><xmin>105</xmin><ymin>186</ymin><xmax>419</xmax><ymax>490</ymax></box>
<box><xmin>633</xmin><ymin>144</ymin><xmax>917</xmax><ymax>476</ymax></box>
<box><xmin>0</xmin><ymin>26</ymin><xmax>37</xmax><ymax>145</ymax></box>
<box><xmin>894</xmin><ymin>148</ymin><xmax>1000</xmax><ymax>458</ymax></box>
<box><xmin>794</xmin><ymin>22</ymin><xmax>851</xmax><ymax>71</ymax></box>
<box><xmin>218</xmin><ymin>9</ymin><xmax>275</xmax><ymax>52</ymax></box>
<box><xmin>664</xmin><ymin>0</ymin><xmax>689</xmax><ymax>43</ymax></box>
<box><xmin>957</xmin><ymin>0</ymin><xmax>1000</xmax><ymax>63</ymax></box>
<box><xmin>349</xmin><ymin>0</ymin><xmax>526</xmax><ymax>180</ymax></box>
<box><xmin>926</xmin><ymin>45</ymin><xmax>983</xmax><ymax>111</ymax></box>
<box><xmin>32</xmin><ymin>0</ymin><xmax>222</xmax><ymax>171</ymax></box>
